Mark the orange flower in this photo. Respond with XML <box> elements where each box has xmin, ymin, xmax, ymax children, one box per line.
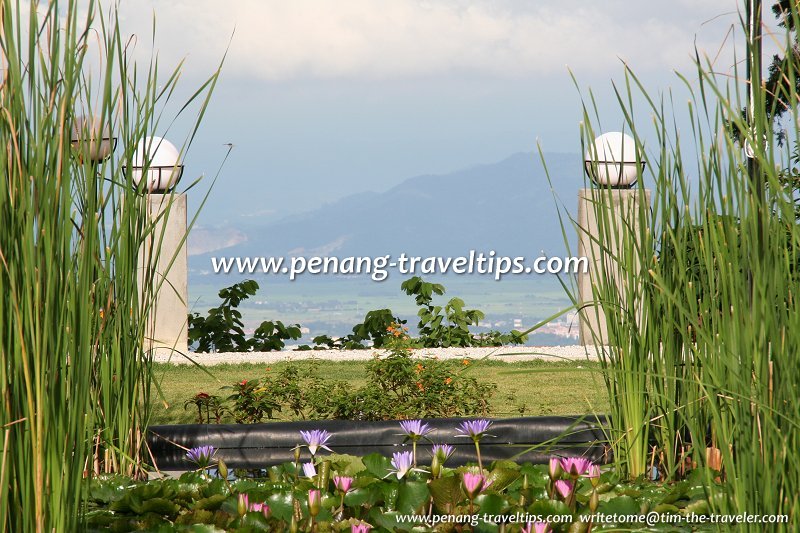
<box><xmin>462</xmin><ymin>359</ymin><xmax>471</xmax><ymax>366</ymax></box>
<box><xmin>415</xmin><ymin>363</ymin><xmax>424</xmax><ymax>373</ymax></box>
<box><xmin>98</xmin><ymin>308</ymin><xmax>104</xmax><ymax>320</ymax></box>
<box><xmin>444</xmin><ymin>377</ymin><xmax>452</xmax><ymax>385</ymax></box>
<box><xmin>416</xmin><ymin>381</ymin><xmax>424</xmax><ymax>391</ymax></box>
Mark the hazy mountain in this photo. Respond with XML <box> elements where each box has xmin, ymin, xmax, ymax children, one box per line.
<box><xmin>189</xmin><ymin>152</ymin><xmax>587</xmax><ymax>272</ymax></box>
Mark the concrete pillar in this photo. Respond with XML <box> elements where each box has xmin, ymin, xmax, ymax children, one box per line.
<box><xmin>140</xmin><ymin>193</ymin><xmax>188</xmax><ymax>354</ymax></box>
<box><xmin>577</xmin><ymin>188</ymin><xmax>650</xmax><ymax>346</ymax></box>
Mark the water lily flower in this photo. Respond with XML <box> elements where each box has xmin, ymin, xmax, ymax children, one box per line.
<box><xmin>554</xmin><ymin>479</ymin><xmax>573</xmax><ymax>499</ymax></box>
<box><xmin>455</xmin><ymin>419</ymin><xmax>494</xmax><ymax>440</ymax></box>
<box><xmin>351</xmin><ymin>523</ymin><xmax>372</xmax><ymax>533</ymax></box>
<box><xmin>399</xmin><ymin>419</ymin><xmax>432</xmax><ymax>440</ymax></box>
<box><xmin>587</xmin><ymin>463</ymin><xmax>601</xmax><ymax>486</ymax></box>
<box><xmin>521</xmin><ymin>522</ymin><xmax>551</xmax><ymax>533</ymax></box>
<box><xmin>399</xmin><ymin>419</ymin><xmax>432</xmax><ymax>439</ymax></box>
<box><xmin>560</xmin><ymin>457</ymin><xmax>593</xmax><ymax>476</ymax></box>
<box><xmin>455</xmin><ymin>419</ymin><xmax>494</xmax><ymax>470</ymax></box>
<box><xmin>431</xmin><ymin>443</ymin><xmax>455</xmax><ymax>462</ymax></box>
<box><xmin>548</xmin><ymin>457</ymin><xmax>562</xmax><ymax>480</ymax></box>
<box><xmin>462</xmin><ymin>471</ymin><xmax>492</xmax><ymax>499</ymax></box>
<box><xmin>299</xmin><ymin>429</ymin><xmax>333</xmax><ymax>456</ymax></box>
<box><xmin>249</xmin><ymin>502</ymin><xmax>270</xmax><ymax>518</ymax></box>
<box><xmin>237</xmin><ymin>493</ymin><xmax>249</xmax><ymax>516</ymax></box>
<box><xmin>302</xmin><ymin>461</ymin><xmax>317</xmax><ymax>478</ymax></box>
<box><xmin>308</xmin><ymin>489</ymin><xmax>321</xmax><ymax>518</ymax></box>
<box><xmin>430</xmin><ymin>443</ymin><xmax>455</xmax><ymax>478</ymax></box>
<box><xmin>389</xmin><ymin>451</ymin><xmax>414</xmax><ymax>479</ymax></box>
<box><xmin>185</xmin><ymin>445</ymin><xmax>216</xmax><ymax>468</ymax></box>
<box><xmin>334</xmin><ymin>475</ymin><xmax>353</xmax><ymax>493</ymax></box>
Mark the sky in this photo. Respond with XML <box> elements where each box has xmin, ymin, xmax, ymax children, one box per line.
<box><xmin>109</xmin><ymin>0</ymin><xmax>769</xmax><ymax>227</ymax></box>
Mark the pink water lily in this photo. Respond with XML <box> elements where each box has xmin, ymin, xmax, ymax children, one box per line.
<box><xmin>308</xmin><ymin>489</ymin><xmax>321</xmax><ymax>518</ymax></box>
<box><xmin>521</xmin><ymin>522</ymin><xmax>551</xmax><ymax>533</ymax></box>
<box><xmin>334</xmin><ymin>475</ymin><xmax>353</xmax><ymax>493</ymax></box>
<box><xmin>560</xmin><ymin>457</ymin><xmax>593</xmax><ymax>476</ymax></box>
<box><xmin>351</xmin><ymin>523</ymin><xmax>372</xmax><ymax>532</ymax></box>
<box><xmin>554</xmin><ymin>479</ymin><xmax>573</xmax><ymax>499</ymax></box>
<box><xmin>462</xmin><ymin>471</ymin><xmax>492</xmax><ymax>498</ymax></box>
<box><xmin>237</xmin><ymin>493</ymin><xmax>270</xmax><ymax>518</ymax></box>
<box><xmin>248</xmin><ymin>502</ymin><xmax>270</xmax><ymax>518</ymax></box>
<box><xmin>548</xmin><ymin>457</ymin><xmax>562</xmax><ymax>479</ymax></box>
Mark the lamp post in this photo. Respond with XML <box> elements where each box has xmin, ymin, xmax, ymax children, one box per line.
<box><xmin>577</xmin><ymin>132</ymin><xmax>650</xmax><ymax>346</ymax></box>
<box><xmin>70</xmin><ymin>115</ymin><xmax>117</xmax><ymax>163</ymax></box>
<box><xmin>129</xmin><ymin>136</ymin><xmax>189</xmax><ymax>355</ymax></box>
<box><xmin>71</xmin><ymin>118</ymin><xmax>189</xmax><ymax>354</ymax></box>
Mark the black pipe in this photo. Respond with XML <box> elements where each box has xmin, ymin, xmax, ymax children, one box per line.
<box><xmin>147</xmin><ymin>416</ymin><xmax>609</xmax><ymax>470</ymax></box>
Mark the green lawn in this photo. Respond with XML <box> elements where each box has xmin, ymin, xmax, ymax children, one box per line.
<box><xmin>148</xmin><ymin>359</ymin><xmax>609</xmax><ymax>425</ymax></box>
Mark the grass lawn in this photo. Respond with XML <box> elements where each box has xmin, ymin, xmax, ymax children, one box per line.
<box><xmin>148</xmin><ymin>359</ymin><xmax>609</xmax><ymax>425</ymax></box>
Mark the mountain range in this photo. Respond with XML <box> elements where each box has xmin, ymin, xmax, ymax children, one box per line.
<box><xmin>189</xmin><ymin>151</ymin><xmax>587</xmax><ymax>275</ymax></box>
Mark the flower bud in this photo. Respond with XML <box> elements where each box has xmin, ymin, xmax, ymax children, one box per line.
<box><xmin>308</xmin><ymin>489</ymin><xmax>321</xmax><ymax>518</ymax></box>
<box><xmin>430</xmin><ymin>455</ymin><xmax>441</xmax><ymax>479</ymax></box>
<box><xmin>548</xmin><ymin>457</ymin><xmax>562</xmax><ymax>480</ymax></box>
<box><xmin>217</xmin><ymin>459</ymin><xmax>228</xmax><ymax>480</ymax></box>
<box><xmin>237</xmin><ymin>493</ymin><xmax>249</xmax><ymax>517</ymax></box>
<box><xmin>589</xmin><ymin>489</ymin><xmax>599</xmax><ymax>513</ymax></box>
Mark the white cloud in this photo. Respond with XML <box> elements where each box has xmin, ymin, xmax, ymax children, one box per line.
<box><xmin>114</xmin><ymin>0</ymin><xmax>747</xmax><ymax>81</ymax></box>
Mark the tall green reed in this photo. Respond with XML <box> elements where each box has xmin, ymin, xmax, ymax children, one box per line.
<box><xmin>564</xmin><ymin>4</ymin><xmax>800</xmax><ymax>526</ymax></box>
<box><xmin>0</xmin><ymin>1</ymin><xmax>219</xmax><ymax>530</ymax></box>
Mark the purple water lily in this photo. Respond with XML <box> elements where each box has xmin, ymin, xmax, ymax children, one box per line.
<box><xmin>185</xmin><ymin>445</ymin><xmax>216</xmax><ymax>468</ymax></box>
<box><xmin>455</xmin><ymin>419</ymin><xmax>494</xmax><ymax>471</ymax></box>
<box><xmin>431</xmin><ymin>443</ymin><xmax>455</xmax><ymax>461</ymax></box>
<box><xmin>399</xmin><ymin>419</ymin><xmax>432</xmax><ymax>440</ymax></box>
<box><xmin>390</xmin><ymin>451</ymin><xmax>415</xmax><ymax>480</ymax></box>
<box><xmin>302</xmin><ymin>461</ymin><xmax>317</xmax><ymax>478</ymax></box>
<box><xmin>299</xmin><ymin>429</ymin><xmax>333</xmax><ymax>456</ymax></box>
<box><xmin>455</xmin><ymin>419</ymin><xmax>493</xmax><ymax>440</ymax></box>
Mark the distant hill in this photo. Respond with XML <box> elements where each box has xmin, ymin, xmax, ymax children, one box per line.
<box><xmin>189</xmin><ymin>151</ymin><xmax>586</xmax><ymax>273</ymax></box>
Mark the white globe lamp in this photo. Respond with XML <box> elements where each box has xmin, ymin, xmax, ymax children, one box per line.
<box><xmin>130</xmin><ymin>136</ymin><xmax>184</xmax><ymax>193</ymax></box>
<box><xmin>584</xmin><ymin>132</ymin><xmax>644</xmax><ymax>188</ymax></box>
<box><xmin>70</xmin><ymin>115</ymin><xmax>116</xmax><ymax>162</ymax></box>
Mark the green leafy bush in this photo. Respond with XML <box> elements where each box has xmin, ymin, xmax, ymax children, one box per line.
<box><xmin>401</xmin><ymin>276</ymin><xmax>527</xmax><ymax>347</ymax></box>
<box><xmin>189</xmin><ymin>325</ymin><xmax>499</xmax><ymax>422</ymax></box>
<box><xmin>188</xmin><ymin>280</ymin><xmax>301</xmax><ymax>352</ymax></box>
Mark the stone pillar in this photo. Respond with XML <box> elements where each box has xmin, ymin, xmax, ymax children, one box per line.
<box><xmin>577</xmin><ymin>188</ymin><xmax>650</xmax><ymax>346</ymax></box>
<box><xmin>140</xmin><ymin>193</ymin><xmax>188</xmax><ymax>354</ymax></box>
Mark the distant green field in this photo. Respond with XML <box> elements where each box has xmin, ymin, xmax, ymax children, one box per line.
<box><xmin>188</xmin><ymin>275</ymin><xmax>575</xmax><ymax>343</ymax></box>
<box><xmin>148</xmin><ymin>359</ymin><xmax>608</xmax><ymax>425</ymax></box>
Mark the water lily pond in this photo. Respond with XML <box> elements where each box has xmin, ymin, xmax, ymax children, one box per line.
<box><xmin>85</xmin><ymin>421</ymin><xmax>723</xmax><ymax>532</ymax></box>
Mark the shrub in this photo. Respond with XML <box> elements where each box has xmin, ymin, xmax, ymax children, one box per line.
<box><xmin>188</xmin><ymin>280</ymin><xmax>301</xmax><ymax>352</ymax></box>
